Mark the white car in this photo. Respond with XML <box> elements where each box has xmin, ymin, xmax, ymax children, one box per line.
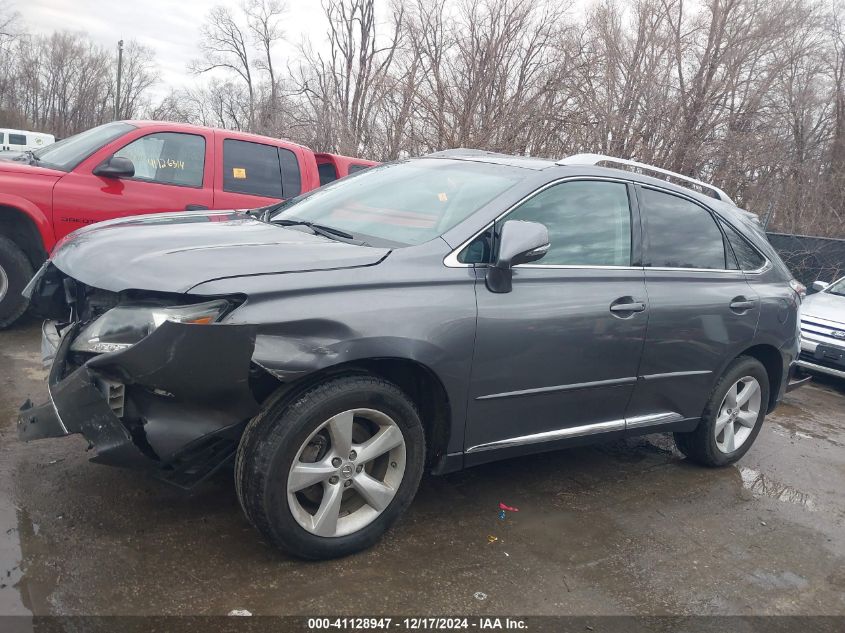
<box><xmin>0</xmin><ymin>128</ymin><xmax>55</xmax><ymax>152</ymax></box>
<box><xmin>797</xmin><ymin>276</ymin><xmax>845</xmax><ymax>379</ymax></box>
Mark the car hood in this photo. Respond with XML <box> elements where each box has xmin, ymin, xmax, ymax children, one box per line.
<box><xmin>50</xmin><ymin>211</ymin><xmax>391</xmax><ymax>293</ymax></box>
<box><xmin>801</xmin><ymin>291</ymin><xmax>845</xmax><ymax>324</ymax></box>
<box><xmin>0</xmin><ymin>157</ymin><xmax>64</xmax><ymax>178</ymax></box>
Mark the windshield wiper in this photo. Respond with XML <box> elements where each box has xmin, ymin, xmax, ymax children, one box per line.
<box><xmin>274</xmin><ymin>219</ymin><xmax>355</xmax><ymax>241</ymax></box>
<box><xmin>9</xmin><ymin>150</ymin><xmax>38</xmax><ymax>165</ymax></box>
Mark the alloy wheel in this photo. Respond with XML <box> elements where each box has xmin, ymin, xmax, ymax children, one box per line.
<box><xmin>714</xmin><ymin>376</ymin><xmax>761</xmax><ymax>453</ymax></box>
<box><xmin>0</xmin><ymin>264</ymin><xmax>8</xmax><ymax>302</ymax></box>
<box><xmin>287</xmin><ymin>408</ymin><xmax>406</xmax><ymax>537</ymax></box>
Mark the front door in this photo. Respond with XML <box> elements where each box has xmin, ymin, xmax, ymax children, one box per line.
<box><xmin>464</xmin><ymin>179</ymin><xmax>648</xmax><ymax>464</ymax></box>
<box><xmin>624</xmin><ymin>186</ymin><xmax>760</xmax><ymax>426</ymax></box>
<box><xmin>52</xmin><ymin>130</ymin><xmax>213</xmax><ymax>240</ymax></box>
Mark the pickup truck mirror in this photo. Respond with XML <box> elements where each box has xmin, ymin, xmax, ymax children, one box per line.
<box><xmin>93</xmin><ymin>156</ymin><xmax>135</xmax><ymax>179</ymax></box>
<box><xmin>486</xmin><ymin>220</ymin><xmax>550</xmax><ymax>293</ymax></box>
<box><xmin>812</xmin><ymin>280</ymin><xmax>829</xmax><ymax>292</ymax></box>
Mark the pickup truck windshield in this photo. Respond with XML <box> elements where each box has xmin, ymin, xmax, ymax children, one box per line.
<box><xmin>33</xmin><ymin>122</ymin><xmax>134</xmax><ymax>171</ymax></box>
<box><xmin>270</xmin><ymin>159</ymin><xmax>523</xmax><ymax>246</ymax></box>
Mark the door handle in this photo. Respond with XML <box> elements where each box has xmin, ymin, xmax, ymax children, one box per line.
<box><xmin>185</xmin><ymin>204</ymin><xmax>210</xmax><ymax>211</ymax></box>
<box><xmin>729</xmin><ymin>297</ymin><xmax>756</xmax><ymax>312</ymax></box>
<box><xmin>609</xmin><ymin>298</ymin><xmax>646</xmax><ymax>315</ymax></box>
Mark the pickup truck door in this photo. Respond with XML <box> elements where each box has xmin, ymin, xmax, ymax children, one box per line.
<box><xmin>211</xmin><ymin>134</ymin><xmax>303</xmax><ymax>210</ymax></box>
<box><xmin>52</xmin><ymin>128</ymin><xmax>214</xmax><ymax>241</ymax></box>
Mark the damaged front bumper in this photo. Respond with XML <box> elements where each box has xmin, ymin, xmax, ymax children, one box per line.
<box><xmin>19</xmin><ymin>318</ymin><xmax>260</xmax><ymax>488</ymax></box>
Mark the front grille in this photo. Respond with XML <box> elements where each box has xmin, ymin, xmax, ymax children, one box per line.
<box><xmin>800</xmin><ymin>317</ymin><xmax>845</xmax><ymax>341</ymax></box>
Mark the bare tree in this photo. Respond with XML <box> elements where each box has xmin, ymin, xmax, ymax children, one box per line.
<box><xmin>245</xmin><ymin>0</ymin><xmax>286</xmax><ymax>132</ymax></box>
<box><xmin>116</xmin><ymin>40</ymin><xmax>157</xmax><ymax>119</ymax></box>
<box><xmin>191</xmin><ymin>6</ymin><xmax>256</xmax><ymax>129</ymax></box>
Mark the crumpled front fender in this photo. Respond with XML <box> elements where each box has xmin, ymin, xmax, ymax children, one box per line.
<box><xmin>19</xmin><ymin>320</ymin><xmax>259</xmax><ymax>472</ymax></box>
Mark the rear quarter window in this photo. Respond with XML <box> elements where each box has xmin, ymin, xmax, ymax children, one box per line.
<box><xmin>720</xmin><ymin>220</ymin><xmax>766</xmax><ymax>271</ymax></box>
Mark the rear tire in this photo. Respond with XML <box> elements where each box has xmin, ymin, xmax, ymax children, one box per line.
<box><xmin>0</xmin><ymin>236</ymin><xmax>34</xmax><ymax>329</ymax></box>
<box><xmin>674</xmin><ymin>355</ymin><xmax>769</xmax><ymax>467</ymax></box>
<box><xmin>235</xmin><ymin>374</ymin><xmax>426</xmax><ymax>559</ymax></box>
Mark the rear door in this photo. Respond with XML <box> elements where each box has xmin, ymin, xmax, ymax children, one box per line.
<box><xmin>464</xmin><ymin>178</ymin><xmax>648</xmax><ymax>463</ymax></box>
<box><xmin>212</xmin><ymin>137</ymin><xmax>302</xmax><ymax>209</ymax></box>
<box><xmin>624</xmin><ymin>186</ymin><xmax>760</xmax><ymax>427</ymax></box>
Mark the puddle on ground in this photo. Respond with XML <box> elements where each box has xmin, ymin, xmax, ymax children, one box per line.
<box><xmin>769</xmin><ymin>422</ymin><xmax>816</xmax><ymax>441</ymax></box>
<box><xmin>739</xmin><ymin>467</ymin><xmax>816</xmax><ymax>511</ymax></box>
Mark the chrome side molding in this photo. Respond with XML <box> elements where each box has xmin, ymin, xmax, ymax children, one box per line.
<box><xmin>465</xmin><ymin>411</ymin><xmax>684</xmax><ymax>454</ymax></box>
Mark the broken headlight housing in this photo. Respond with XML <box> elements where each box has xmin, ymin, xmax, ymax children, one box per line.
<box><xmin>70</xmin><ymin>299</ymin><xmax>231</xmax><ymax>354</ymax></box>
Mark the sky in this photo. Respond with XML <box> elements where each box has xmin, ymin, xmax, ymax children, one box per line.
<box><xmin>13</xmin><ymin>0</ymin><xmax>332</xmax><ymax>101</ymax></box>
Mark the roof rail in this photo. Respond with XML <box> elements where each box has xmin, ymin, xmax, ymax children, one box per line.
<box><xmin>556</xmin><ymin>153</ymin><xmax>735</xmax><ymax>205</ymax></box>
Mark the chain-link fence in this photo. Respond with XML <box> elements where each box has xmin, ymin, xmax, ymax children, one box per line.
<box><xmin>766</xmin><ymin>232</ymin><xmax>845</xmax><ymax>288</ymax></box>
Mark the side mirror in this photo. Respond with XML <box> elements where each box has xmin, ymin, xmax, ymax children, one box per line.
<box><xmin>486</xmin><ymin>220</ymin><xmax>550</xmax><ymax>293</ymax></box>
<box><xmin>812</xmin><ymin>280</ymin><xmax>829</xmax><ymax>292</ymax></box>
<box><xmin>93</xmin><ymin>156</ymin><xmax>135</xmax><ymax>179</ymax></box>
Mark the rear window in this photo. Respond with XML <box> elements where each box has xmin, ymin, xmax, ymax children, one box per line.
<box><xmin>318</xmin><ymin>163</ymin><xmax>338</xmax><ymax>186</ymax></box>
<box><xmin>223</xmin><ymin>139</ymin><xmax>301</xmax><ymax>198</ymax></box>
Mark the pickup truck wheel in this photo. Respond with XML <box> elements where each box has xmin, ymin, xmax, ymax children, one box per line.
<box><xmin>674</xmin><ymin>356</ymin><xmax>769</xmax><ymax>467</ymax></box>
<box><xmin>235</xmin><ymin>375</ymin><xmax>426</xmax><ymax>559</ymax></box>
<box><xmin>0</xmin><ymin>236</ymin><xmax>34</xmax><ymax>329</ymax></box>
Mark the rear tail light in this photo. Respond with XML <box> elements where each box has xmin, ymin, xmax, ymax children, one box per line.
<box><xmin>789</xmin><ymin>279</ymin><xmax>806</xmax><ymax>302</ymax></box>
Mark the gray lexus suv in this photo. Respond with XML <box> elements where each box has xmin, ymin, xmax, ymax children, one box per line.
<box><xmin>19</xmin><ymin>150</ymin><xmax>802</xmax><ymax>559</ymax></box>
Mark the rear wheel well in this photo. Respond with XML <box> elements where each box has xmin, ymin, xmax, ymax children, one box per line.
<box><xmin>738</xmin><ymin>344</ymin><xmax>784</xmax><ymax>412</ymax></box>
<box><xmin>260</xmin><ymin>359</ymin><xmax>451</xmax><ymax>468</ymax></box>
<box><xmin>0</xmin><ymin>206</ymin><xmax>47</xmax><ymax>269</ymax></box>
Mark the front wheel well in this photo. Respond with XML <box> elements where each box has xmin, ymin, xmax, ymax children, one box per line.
<box><xmin>0</xmin><ymin>206</ymin><xmax>48</xmax><ymax>269</ymax></box>
<box><xmin>738</xmin><ymin>344</ymin><xmax>785</xmax><ymax>412</ymax></box>
<box><xmin>261</xmin><ymin>358</ymin><xmax>452</xmax><ymax>468</ymax></box>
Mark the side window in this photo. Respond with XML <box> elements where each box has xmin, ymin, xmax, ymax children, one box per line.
<box><xmin>641</xmin><ymin>188</ymin><xmax>726</xmax><ymax>269</ymax></box>
<box><xmin>9</xmin><ymin>133</ymin><xmax>26</xmax><ymax>145</ymax></box>
<box><xmin>114</xmin><ymin>133</ymin><xmax>205</xmax><ymax>187</ymax></box>
<box><xmin>279</xmin><ymin>148</ymin><xmax>301</xmax><ymax>197</ymax></box>
<box><xmin>721</xmin><ymin>220</ymin><xmax>766</xmax><ymax>271</ymax></box>
<box><xmin>348</xmin><ymin>163</ymin><xmax>370</xmax><ymax>174</ymax></box>
<box><xmin>318</xmin><ymin>163</ymin><xmax>337</xmax><ymax>186</ymax></box>
<box><xmin>223</xmin><ymin>139</ymin><xmax>282</xmax><ymax>198</ymax></box>
<box><xmin>504</xmin><ymin>180</ymin><xmax>632</xmax><ymax>266</ymax></box>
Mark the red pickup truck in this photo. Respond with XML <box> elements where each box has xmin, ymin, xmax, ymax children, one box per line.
<box><xmin>0</xmin><ymin>120</ymin><xmax>377</xmax><ymax>327</ymax></box>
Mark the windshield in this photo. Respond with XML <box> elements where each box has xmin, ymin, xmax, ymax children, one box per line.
<box><xmin>32</xmin><ymin>122</ymin><xmax>134</xmax><ymax>171</ymax></box>
<box><xmin>270</xmin><ymin>159</ymin><xmax>524</xmax><ymax>246</ymax></box>
<box><xmin>827</xmin><ymin>277</ymin><xmax>845</xmax><ymax>296</ymax></box>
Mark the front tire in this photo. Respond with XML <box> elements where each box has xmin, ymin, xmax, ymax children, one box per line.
<box><xmin>674</xmin><ymin>355</ymin><xmax>770</xmax><ymax>467</ymax></box>
<box><xmin>235</xmin><ymin>375</ymin><xmax>426</xmax><ymax>559</ymax></box>
<box><xmin>0</xmin><ymin>236</ymin><xmax>34</xmax><ymax>329</ymax></box>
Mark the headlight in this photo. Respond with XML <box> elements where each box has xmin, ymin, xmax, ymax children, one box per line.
<box><xmin>70</xmin><ymin>299</ymin><xmax>231</xmax><ymax>353</ymax></box>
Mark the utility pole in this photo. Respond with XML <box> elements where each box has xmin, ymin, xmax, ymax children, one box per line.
<box><xmin>115</xmin><ymin>39</ymin><xmax>124</xmax><ymax>121</ymax></box>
